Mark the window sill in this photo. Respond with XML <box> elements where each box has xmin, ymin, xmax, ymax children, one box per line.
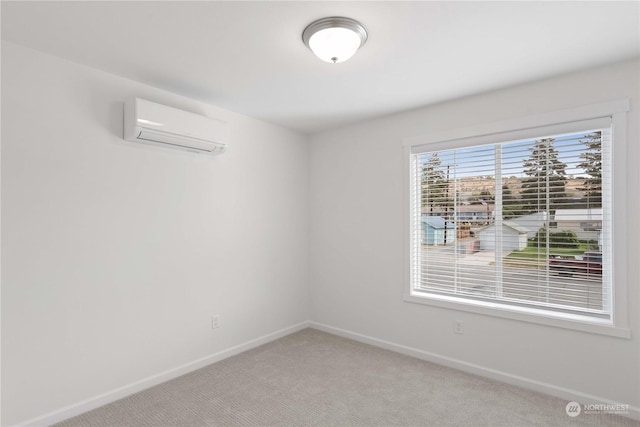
<box><xmin>404</xmin><ymin>291</ymin><xmax>631</xmax><ymax>339</ymax></box>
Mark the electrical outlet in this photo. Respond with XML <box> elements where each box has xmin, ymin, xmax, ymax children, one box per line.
<box><xmin>454</xmin><ymin>320</ymin><xmax>464</xmax><ymax>334</ymax></box>
<box><xmin>212</xmin><ymin>314</ymin><xmax>221</xmax><ymax>329</ymax></box>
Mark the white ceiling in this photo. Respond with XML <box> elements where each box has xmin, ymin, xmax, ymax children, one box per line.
<box><xmin>2</xmin><ymin>1</ymin><xmax>639</xmax><ymax>134</ymax></box>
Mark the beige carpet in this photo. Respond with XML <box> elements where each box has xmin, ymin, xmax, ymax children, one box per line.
<box><xmin>57</xmin><ymin>328</ymin><xmax>637</xmax><ymax>427</ymax></box>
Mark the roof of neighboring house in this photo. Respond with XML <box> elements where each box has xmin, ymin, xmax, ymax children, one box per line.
<box><xmin>421</xmin><ymin>216</ymin><xmax>455</xmax><ymax>229</ymax></box>
<box><xmin>510</xmin><ymin>212</ymin><xmax>546</xmax><ymax>236</ymax></box>
<box><xmin>504</xmin><ymin>221</ymin><xmax>530</xmax><ymax>234</ymax></box>
<box><xmin>554</xmin><ymin>208</ymin><xmax>603</xmax><ymax>222</ymax></box>
<box><xmin>510</xmin><ymin>212</ymin><xmax>547</xmax><ymax>227</ymax></box>
<box><xmin>479</xmin><ymin>221</ymin><xmax>529</xmax><ymax>235</ymax></box>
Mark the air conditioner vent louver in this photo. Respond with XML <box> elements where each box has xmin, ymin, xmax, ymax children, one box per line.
<box><xmin>124</xmin><ymin>97</ymin><xmax>228</xmax><ymax>155</ymax></box>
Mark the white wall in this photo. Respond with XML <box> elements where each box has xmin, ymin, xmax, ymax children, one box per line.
<box><xmin>1</xmin><ymin>42</ymin><xmax>309</xmax><ymax>425</ymax></box>
<box><xmin>309</xmin><ymin>60</ymin><xmax>640</xmax><ymax>410</ymax></box>
<box><xmin>3</xmin><ymin>40</ymin><xmax>639</xmax><ymax>425</ymax></box>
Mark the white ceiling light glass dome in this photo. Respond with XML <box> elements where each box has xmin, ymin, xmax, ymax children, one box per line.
<box><xmin>302</xmin><ymin>17</ymin><xmax>368</xmax><ymax>64</ymax></box>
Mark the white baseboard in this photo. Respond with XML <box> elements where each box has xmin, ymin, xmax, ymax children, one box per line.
<box><xmin>309</xmin><ymin>321</ymin><xmax>640</xmax><ymax>422</ymax></box>
<box><xmin>15</xmin><ymin>321</ymin><xmax>310</xmax><ymax>427</ymax></box>
<box><xmin>15</xmin><ymin>320</ymin><xmax>638</xmax><ymax>425</ymax></box>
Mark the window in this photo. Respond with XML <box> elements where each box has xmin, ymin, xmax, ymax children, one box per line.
<box><xmin>405</xmin><ymin>101</ymin><xmax>630</xmax><ymax>337</ymax></box>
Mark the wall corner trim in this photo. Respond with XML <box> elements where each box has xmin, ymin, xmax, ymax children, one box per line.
<box><xmin>13</xmin><ymin>321</ymin><xmax>310</xmax><ymax>427</ymax></box>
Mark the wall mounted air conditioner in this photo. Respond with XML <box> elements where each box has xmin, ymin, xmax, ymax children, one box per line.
<box><xmin>124</xmin><ymin>97</ymin><xmax>228</xmax><ymax>155</ymax></box>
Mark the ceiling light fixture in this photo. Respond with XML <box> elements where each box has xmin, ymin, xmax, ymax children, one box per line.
<box><xmin>302</xmin><ymin>17</ymin><xmax>368</xmax><ymax>64</ymax></box>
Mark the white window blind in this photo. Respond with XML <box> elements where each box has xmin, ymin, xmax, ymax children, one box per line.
<box><xmin>409</xmin><ymin>118</ymin><xmax>612</xmax><ymax>319</ymax></box>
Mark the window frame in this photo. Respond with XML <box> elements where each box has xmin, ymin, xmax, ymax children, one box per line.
<box><xmin>403</xmin><ymin>99</ymin><xmax>631</xmax><ymax>338</ymax></box>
